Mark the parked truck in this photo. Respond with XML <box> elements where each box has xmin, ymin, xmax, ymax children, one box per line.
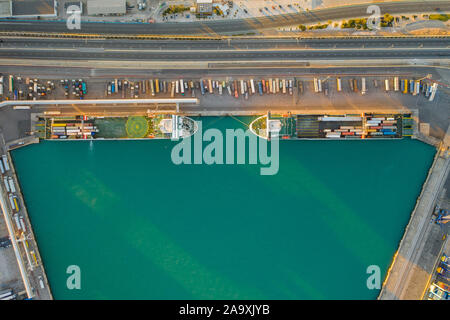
<box><xmin>2</xmin><ymin>155</ymin><xmax>9</xmax><ymax>171</ymax></box>
<box><xmin>414</xmin><ymin>80</ymin><xmax>420</xmax><ymax>96</ymax></box>
<box><xmin>394</xmin><ymin>77</ymin><xmax>399</xmax><ymax>91</ymax></box>
<box><xmin>361</xmin><ymin>78</ymin><xmax>367</xmax><ymax>95</ymax></box>
<box><xmin>3</xmin><ymin>177</ymin><xmax>10</xmax><ymax>193</ymax></box>
<box><xmin>8</xmin><ymin>177</ymin><xmax>16</xmax><ymax>193</ymax></box>
<box><xmin>429</xmin><ymin>83</ymin><xmax>438</xmax><ymax>102</ymax></box>
<box><xmin>336</xmin><ymin>78</ymin><xmax>342</xmax><ymax>92</ymax></box>
<box><xmin>179</xmin><ymin>79</ymin><xmax>185</xmax><ymax>96</ymax></box>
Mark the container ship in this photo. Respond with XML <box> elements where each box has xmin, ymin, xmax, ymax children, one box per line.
<box><xmin>250</xmin><ymin>112</ymin><xmax>414</xmax><ymax>140</ymax></box>
<box><xmin>35</xmin><ymin>114</ymin><xmax>197</xmax><ymax>140</ymax></box>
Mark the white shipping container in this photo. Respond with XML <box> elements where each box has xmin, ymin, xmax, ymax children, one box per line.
<box><xmin>319</xmin><ymin>116</ymin><xmax>362</xmax><ymax>121</ymax></box>
<box><xmin>0</xmin><ymin>161</ymin><xmax>4</xmax><ymax>174</ymax></box>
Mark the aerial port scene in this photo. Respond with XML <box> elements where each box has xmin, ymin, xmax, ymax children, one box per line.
<box><xmin>0</xmin><ymin>0</ymin><xmax>448</xmax><ymax>306</ymax></box>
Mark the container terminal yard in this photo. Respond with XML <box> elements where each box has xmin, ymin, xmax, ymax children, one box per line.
<box><xmin>0</xmin><ymin>66</ymin><xmax>448</xmax><ymax>300</ymax></box>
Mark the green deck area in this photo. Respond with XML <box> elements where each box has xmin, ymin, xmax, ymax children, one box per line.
<box><xmin>95</xmin><ymin>118</ymin><xmax>128</xmax><ymax>138</ymax></box>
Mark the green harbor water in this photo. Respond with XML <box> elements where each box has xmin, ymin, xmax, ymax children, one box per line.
<box><xmin>11</xmin><ymin>117</ymin><xmax>436</xmax><ymax>300</ymax></box>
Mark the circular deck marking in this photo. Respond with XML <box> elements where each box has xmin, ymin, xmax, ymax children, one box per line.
<box><xmin>126</xmin><ymin>116</ymin><xmax>149</xmax><ymax>138</ymax></box>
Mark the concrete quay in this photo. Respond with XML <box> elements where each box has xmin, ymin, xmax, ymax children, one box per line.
<box><xmin>0</xmin><ymin>133</ymin><xmax>52</xmax><ymax>300</ymax></box>
<box><xmin>379</xmin><ymin>126</ymin><xmax>450</xmax><ymax>299</ymax></box>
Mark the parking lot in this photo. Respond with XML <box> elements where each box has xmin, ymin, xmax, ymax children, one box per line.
<box><xmin>1</xmin><ymin>70</ymin><xmax>448</xmax><ymax>141</ymax></box>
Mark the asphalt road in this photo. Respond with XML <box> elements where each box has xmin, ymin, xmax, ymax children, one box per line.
<box><xmin>2</xmin><ymin>37</ymin><xmax>449</xmax><ymax>50</ymax></box>
<box><xmin>1</xmin><ymin>37</ymin><xmax>449</xmax><ymax>61</ymax></box>
<box><xmin>0</xmin><ymin>1</ymin><xmax>448</xmax><ymax>35</ymax></box>
<box><xmin>0</xmin><ymin>47</ymin><xmax>447</xmax><ymax>61</ymax></box>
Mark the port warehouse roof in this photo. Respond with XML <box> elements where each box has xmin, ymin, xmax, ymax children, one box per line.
<box><xmin>87</xmin><ymin>0</ymin><xmax>126</xmax><ymax>15</ymax></box>
<box><xmin>0</xmin><ymin>0</ymin><xmax>56</xmax><ymax>18</ymax></box>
